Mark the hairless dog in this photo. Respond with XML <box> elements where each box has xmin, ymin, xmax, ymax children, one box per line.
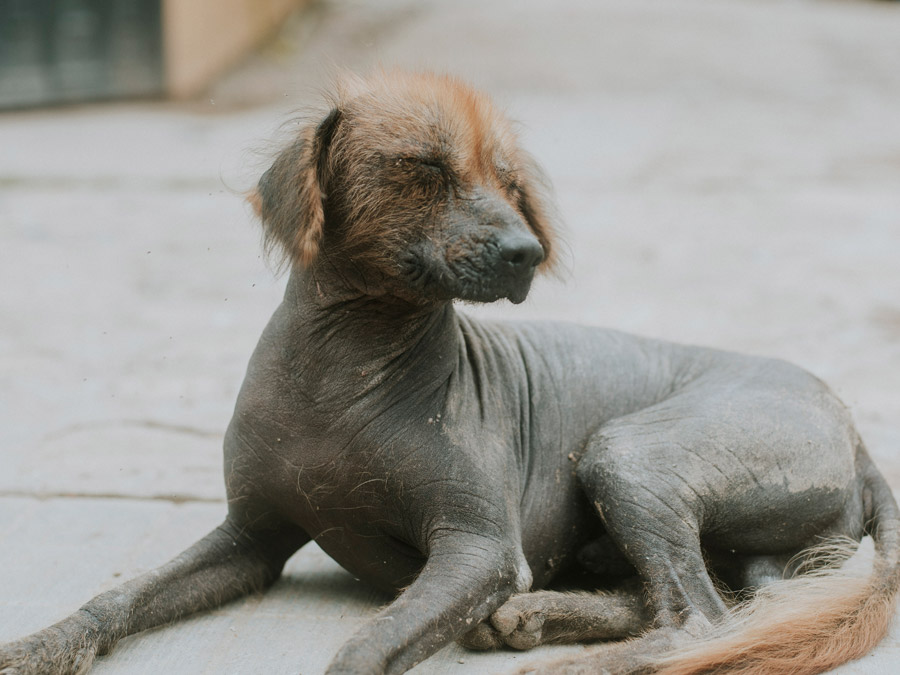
<box><xmin>1</xmin><ymin>71</ymin><xmax>898</xmax><ymax>675</ymax></box>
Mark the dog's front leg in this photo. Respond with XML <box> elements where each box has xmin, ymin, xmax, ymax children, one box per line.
<box><xmin>0</xmin><ymin>519</ymin><xmax>307</xmax><ymax>675</ymax></box>
<box><xmin>327</xmin><ymin>533</ymin><xmax>529</xmax><ymax>675</ymax></box>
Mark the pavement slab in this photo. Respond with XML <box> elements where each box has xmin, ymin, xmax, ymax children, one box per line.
<box><xmin>2</xmin><ymin>0</ymin><xmax>899</xmax><ymax>673</ymax></box>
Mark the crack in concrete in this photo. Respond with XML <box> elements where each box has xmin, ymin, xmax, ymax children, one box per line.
<box><xmin>0</xmin><ymin>489</ymin><xmax>223</xmax><ymax>504</ymax></box>
<box><xmin>41</xmin><ymin>419</ymin><xmax>224</xmax><ymax>443</ymax></box>
<box><xmin>0</xmin><ymin>176</ymin><xmax>223</xmax><ymax>190</ymax></box>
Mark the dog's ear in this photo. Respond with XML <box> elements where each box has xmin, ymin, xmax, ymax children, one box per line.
<box><xmin>253</xmin><ymin>108</ymin><xmax>342</xmax><ymax>268</ymax></box>
<box><xmin>515</xmin><ymin>157</ymin><xmax>558</xmax><ymax>272</ymax></box>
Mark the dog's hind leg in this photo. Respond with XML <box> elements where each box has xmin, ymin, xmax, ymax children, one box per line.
<box><xmin>515</xmin><ymin>625</ymin><xmax>685</xmax><ymax>675</ymax></box>
<box><xmin>0</xmin><ymin>519</ymin><xmax>307</xmax><ymax>675</ymax></box>
<box><xmin>459</xmin><ymin>584</ymin><xmax>651</xmax><ymax>651</ymax></box>
<box><xmin>575</xmin><ymin>429</ymin><xmax>727</xmax><ymax>632</ymax></box>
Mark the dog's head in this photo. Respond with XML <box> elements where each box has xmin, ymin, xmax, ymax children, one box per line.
<box><xmin>252</xmin><ymin>71</ymin><xmax>557</xmax><ymax>305</ymax></box>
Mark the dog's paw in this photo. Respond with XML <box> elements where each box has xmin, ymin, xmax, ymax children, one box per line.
<box><xmin>0</xmin><ymin>628</ymin><xmax>97</xmax><ymax>675</ymax></box>
<box><xmin>491</xmin><ymin>599</ymin><xmax>546</xmax><ymax>650</ymax></box>
<box><xmin>0</xmin><ymin>638</ymin><xmax>38</xmax><ymax>675</ymax></box>
<box><xmin>458</xmin><ymin>595</ymin><xmax>548</xmax><ymax>652</ymax></box>
<box><xmin>458</xmin><ymin>622</ymin><xmax>504</xmax><ymax>650</ymax></box>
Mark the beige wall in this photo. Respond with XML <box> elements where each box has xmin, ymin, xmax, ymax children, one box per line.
<box><xmin>163</xmin><ymin>0</ymin><xmax>307</xmax><ymax>98</ymax></box>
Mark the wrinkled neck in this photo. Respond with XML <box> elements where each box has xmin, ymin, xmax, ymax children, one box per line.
<box><xmin>281</xmin><ymin>266</ymin><xmax>460</xmax><ymax>388</ymax></box>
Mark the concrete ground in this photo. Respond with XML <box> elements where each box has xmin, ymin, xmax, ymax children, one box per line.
<box><xmin>2</xmin><ymin>0</ymin><xmax>899</xmax><ymax>672</ymax></box>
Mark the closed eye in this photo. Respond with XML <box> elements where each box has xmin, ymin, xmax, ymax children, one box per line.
<box><xmin>402</xmin><ymin>157</ymin><xmax>445</xmax><ymax>174</ymax></box>
<box><xmin>389</xmin><ymin>156</ymin><xmax>451</xmax><ymax>198</ymax></box>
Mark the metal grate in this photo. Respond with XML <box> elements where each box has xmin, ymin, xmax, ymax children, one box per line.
<box><xmin>0</xmin><ymin>0</ymin><xmax>163</xmax><ymax>109</ymax></box>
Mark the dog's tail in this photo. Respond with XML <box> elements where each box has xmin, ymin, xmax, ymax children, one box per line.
<box><xmin>652</xmin><ymin>454</ymin><xmax>900</xmax><ymax>675</ymax></box>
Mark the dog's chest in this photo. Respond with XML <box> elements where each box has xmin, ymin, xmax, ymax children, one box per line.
<box><xmin>278</xmin><ymin>441</ymin><xmax>459</xmax><ymax>589</ymax></box>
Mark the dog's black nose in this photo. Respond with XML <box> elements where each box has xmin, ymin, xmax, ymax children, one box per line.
<box><xmin>498</xmin><ymin>232</ymin><xmax>544</xmax><ymax>271</ymax></box>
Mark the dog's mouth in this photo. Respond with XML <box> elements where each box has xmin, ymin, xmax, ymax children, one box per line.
<box><xmin>400</xmin><ymin>235</ymin><xmax>541</xmax><ymax>305</ymax></box>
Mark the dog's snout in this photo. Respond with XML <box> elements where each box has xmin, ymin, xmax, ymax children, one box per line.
<box><xmin>498</xmin><ymin>232</ymin><xmax>544</xmax><ymax>271</ymax></box>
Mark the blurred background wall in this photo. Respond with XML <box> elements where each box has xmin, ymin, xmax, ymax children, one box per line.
<box><xmin>0</xmin><ymin>0</ymin><xmax>307</xmax><ymax>108</ymax></box>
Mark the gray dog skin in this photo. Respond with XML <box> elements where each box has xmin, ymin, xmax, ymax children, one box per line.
<box><xmin>2</xmin><ymin>71</ymin><xmax>899</xmax><ymax>675</ymax></box>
